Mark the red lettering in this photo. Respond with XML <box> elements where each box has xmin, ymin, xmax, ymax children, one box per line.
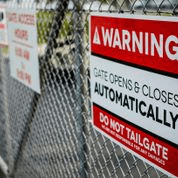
<box><xmin>23</xmin><ymin>50</ymin><xmax>30</xmax><ymax>61</ymax></box>
<box><xmin>7</xmin><ymin>12</ymin><xmax>17</xmax><ymax>23</ymax></box>
<box><xmin>15</xmin><ymin>47</ymin><xmax>30</xmax><ymax>61</ymax></box>
<box><xmin>18</xmin><ymin>14</ymin><xmax>35</xmax><ymax>26</ymax></box>
<box><xmin>16</xmin><ymin>69</ymin><xmax>31</xmax><ymax>85</ymax></box>
<box><xmin>15</xmin><ymin>29</ymin><xmax>28</xmax><ymax>41</ymax></box>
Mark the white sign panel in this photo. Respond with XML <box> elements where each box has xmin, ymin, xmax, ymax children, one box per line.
<box><xmin>90</xmin><ymin>13</ymin><xmax>178</xmax><ymax>177</ymax></box>
<box><xmin>7</xmin><ymin>9</ymin><xmax>40</xmax><ymax>93</ymax></box>
<box><xmin>91</xmin><ymin>56</ymin><xmax>178</xmax><ymax>144</ymax></box>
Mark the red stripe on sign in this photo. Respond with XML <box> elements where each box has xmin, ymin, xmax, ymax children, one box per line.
<box><xmin>0</xmin><ymin>23</ymin><xmax>5</xmax><ymax>29</ymax></box>
<box><xmin>93</xmin><ymin>104</ymin><xmax>178</xmax><ymax>177</ymax></box>
<box><xmin>90</xmin><ymin>16</ymin><xmax>178</xmax><ymax>76</ymax></box>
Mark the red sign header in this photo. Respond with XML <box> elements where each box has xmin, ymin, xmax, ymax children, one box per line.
<box><xmin>91</xmin><ymin>15</ymin><xmax>178</xmax><ymax>76</ymax></box>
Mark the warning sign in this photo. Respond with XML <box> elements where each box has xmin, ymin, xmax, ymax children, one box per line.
<box><xmin>0</xmin><ymin>3</ymin><xmax>8</xmax><ymax>46</ymax></box>
<box><xmin>7</xmin><ymin>8</ymin><xmax>40</xmax><ymax>93</ymax></box>
<box><xmin>90</xmin><ymin>13</ymin><xmax>178</xmax><ymax>177</ymax></box>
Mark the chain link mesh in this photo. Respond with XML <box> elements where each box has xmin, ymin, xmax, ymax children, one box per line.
<box><xmin>0</xmin><ymin>0</ymin><xmax>177</xmax><ymax>177</ymax></box>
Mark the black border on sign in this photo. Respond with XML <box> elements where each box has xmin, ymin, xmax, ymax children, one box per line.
<box><xmin>92</xmin><ymin>52</ymin><xmax>178</xmax><ymax>79</ymax></box>
<box><xmin>93</xmin><ymin>102</ymin><xmax>178</xmax><ymax>149</ymax></box>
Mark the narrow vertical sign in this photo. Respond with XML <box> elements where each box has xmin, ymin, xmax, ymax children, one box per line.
<box><xmin>0</xmin><ymin>3</ymin><xmax>8</xmax><ymax>46</ymax></box>
<box><xmin>7</xmin><ymin>9</ymin><xmax>40</xmax><ymax>93</ymax></box>
<box><xmin>90</xmin><ymin>13</ymin><xmax>178</xmax><ymax>178</ymax></box>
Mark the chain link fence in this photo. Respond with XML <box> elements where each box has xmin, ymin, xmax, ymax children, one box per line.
<box><xmin>0</xmin><ymin>0</ymin><xmax>177</xmax><ymax>177</ymax></box>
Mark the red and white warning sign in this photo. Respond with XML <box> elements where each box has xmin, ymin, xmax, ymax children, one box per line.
<box><xmin>90</xmin><ymin>13</ymin><xmax>178</xmax><ymax>177</ymax></box>
<box><xmin>7</xmin><ymin>8</ymin><xmax>40</xmax><ymax>93</ymax></box>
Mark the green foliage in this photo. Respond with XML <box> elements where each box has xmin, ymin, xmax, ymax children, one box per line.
<box><xmin>84</xmin><ymin>15</ymin><xmax>89</xmax><ymax>43</ymax></box>
<box><xmin>2</xmin><ymin>46</ymin><xmax>8</xmax><ymax>55</ymax></box>
<box><xmin>36</xmin><ymin>10</ymin><xmax>72</xmax><ymax>45</ymax></box>
<box><xmin>36</xmin><ymin>10</ymin><xmax>54</xmax><ymax>44</ymax></box>
<box><xmin>59</xmin><ymin>12</ymin><xmax>72</xmax><ymax>38</ymax></box>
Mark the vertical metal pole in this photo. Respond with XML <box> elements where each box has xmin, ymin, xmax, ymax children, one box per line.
<box><xmin>0</xmin><ymin>48</ymin><xmax>13</xmax><ymax>175</ymax></box>
<box><xmin>74</xmin><ymin>1</ymin><xmax>88</xmax><ymax>177</ymax></box>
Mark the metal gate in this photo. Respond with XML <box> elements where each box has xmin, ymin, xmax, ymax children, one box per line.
<box><xmin>0</xmin><ymin>0</ymin><xmax>177</xmax><ymax>177</ymax></box>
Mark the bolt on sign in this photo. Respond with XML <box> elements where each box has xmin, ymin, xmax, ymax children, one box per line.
<box><xmin>7</xmin><ymin>8</ymin><xmax>40</xmax><ymax>93</ymax></box>
<box><xmin>0</xmin><ymin>3</ymin><xmax>8</xmax><ymax>46</ymax></box>
<box><xmin>90</xmin><ymin>13</ymin><xmax>178</xmax><ymax>178</ymax></box>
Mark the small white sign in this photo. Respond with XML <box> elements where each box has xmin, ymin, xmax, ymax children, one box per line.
<box><xmin>0</xmin><ymin>4</ymin><xmax>8</xmax><ymax>46</ymax></box>
<box><xmin>7</xmin><ymin>8</ymin><xmax>40</xmax><ymax>93</ymax></box>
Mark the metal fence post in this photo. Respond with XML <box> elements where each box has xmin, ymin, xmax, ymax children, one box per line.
<box><xmin>0</xmin><ymin>49</ymin><xmax>13</xmax><ymax>175</ymax></box>
<box><xmin>74</xmin><ymin>1</ymin><xmax>88</xmax><ymax>177</ymax></box>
